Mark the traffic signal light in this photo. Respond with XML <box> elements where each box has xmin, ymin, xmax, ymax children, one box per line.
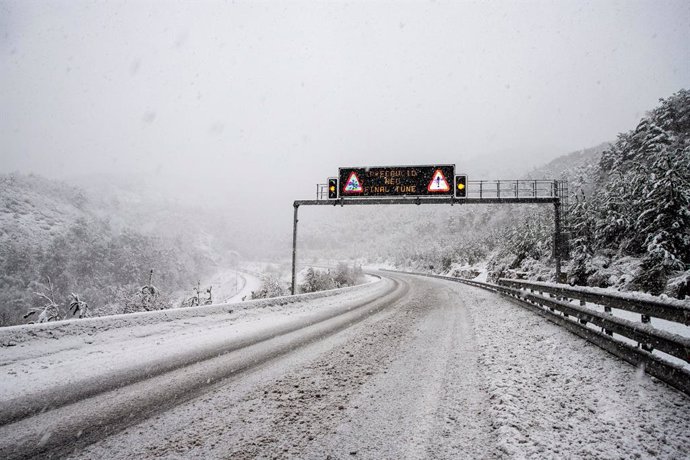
<box><xmin>328</xmin><ymin>178</ymin><xmax>338</xmax><ymax>199</ymax></box>
<box><xmin>455</xmin><ymin>175</ymin><xmax>467</xmax><ymax>198</ymax></box>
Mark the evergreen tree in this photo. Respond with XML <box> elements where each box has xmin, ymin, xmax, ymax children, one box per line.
<box><xmin>568</xmin><ymin>88</ymin><xmax>690</xmax><ymax>293</ymax></box>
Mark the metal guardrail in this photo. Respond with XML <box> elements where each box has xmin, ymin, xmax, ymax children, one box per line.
<box><xmin>386</xmin><ymin>269</ymin><xmax>690</xmax><ymax>396</ymax></box>
<box><xmin>499</xmin><ymin>279</ymin><xmax>690</xmax><ymax>325</ymax></box>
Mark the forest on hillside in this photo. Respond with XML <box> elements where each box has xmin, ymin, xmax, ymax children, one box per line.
<box><xmin>0</xmin><ymin>217</ymin><xmax>218</xmax><ymax>326</ymax></box>
<box><xmin>0</xmin><ymin>175</ymin><xmax>234</xmax><ymax>326</ymax></box>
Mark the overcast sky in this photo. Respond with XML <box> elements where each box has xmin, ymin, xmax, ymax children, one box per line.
<box><xmin>1</xmin><ymin>0</ymin><xmax>689</xmax><ymax>219</ymax></box>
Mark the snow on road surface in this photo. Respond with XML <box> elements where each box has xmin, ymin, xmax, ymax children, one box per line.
<box><xmin>193</xmin><ymin>268</ymin><xmax>262</xmax><ymax>305</ymax></box>
<box><xmin>209</xmin><ymin>269</ymin><xmax>261</xmax><ymax>304</ymax></box>
<box><xmin>1</xmin><ymin>272</ymin><xmax>689</xmax><ymax>459</ymax></box>
<box><xmin>0</xmin><ymin>277</ymin><xmax>391</xmax><ymax>417</ymax></box>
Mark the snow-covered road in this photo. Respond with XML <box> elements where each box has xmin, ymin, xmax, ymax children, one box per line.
<box><xmin>1</xmin><ymin>272</ymin><xmax>689</xmax><ymax>459</ymax></box>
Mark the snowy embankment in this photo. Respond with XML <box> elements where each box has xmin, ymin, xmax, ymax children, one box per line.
<box><xmin>459</xmin><ymin>279</ymin><xmax>690</xmax><ymax>458</ymax></box>
<box><xmin>498</xmin><ymin>278</ymin><xmax>690</xmax><ymax>372</ymax></box>
<box><xmin>0</xmin><ymin>275</ymin><xmax>386</xmax><ymax>425</ymax></box>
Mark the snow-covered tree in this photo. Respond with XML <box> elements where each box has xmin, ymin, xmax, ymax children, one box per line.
<box><xmin>24</xmin><ymin>278</ymin><xmax>61</xmax><ymax>323</ymax></box>
<box><xmin>633</xmin><ymin>147</ymin><xmax>690</xmax><ymax>293</ymax></box>
<box><xmin>568</xmin><ymin>88</ymin><xmax>690</xmax><ymax>294</ymax></box>
<box><xmin>251</xmin><ymin>273</ymin><xmax>287</xmax><ymax>299</ymax></box>
<box><xmin>204</xmin><ymin>286</ymin><xmax>213</xmax><ymax>305</ymax></box>
<box><xmin>124</xmin><ymin>269</ymin><xmax>167</xmax><ymax>313</ymax></box>
<box><xmin>300</xmin><ymin>268</ymin><xmax>334</xmax><ymax>293</ymax></box>
<box><xmin>182</xmin><ymin>281</ymin><xmax>213</xmax><ymax>307</ymax></box>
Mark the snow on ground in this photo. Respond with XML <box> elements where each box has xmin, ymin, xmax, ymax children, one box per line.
<box><xmin>219</xmin><ymin>270</ymin><xmax>262</xmax><ymax>303</ymax></box>
<box><xmin>0</xmin><ymin>278</ymin><xmax>387</xmax><ymax>405</ymax></box>
<box><xmin>172</xmin><ymin>267</ymin><xmax>261</xmax><ymax>308</ymax></box>
<box><xmin>200</xmin><ymin>269</ymin><xmax>244</xmax><ymax>303</ymax></box>
<box><xmin>450</xmin><ymin>279</ymin><xmax>690</xmax><ymax>459</ymax></box>
<box><xmin>43</xmin><ymin>271</ymin><xmax>690</xmax><ymax>459</ymax></box>
<box><xmin>473</xmin><ymin>269</ymin><xmax>488</xmax><ymax>282</ymax></box>
<box><xmin>501</xmin><ymin>278</ymin><xmax>690</xmax><ymax>370</ymax></box>
<box><xmin>363</xmin><ymin>261</ymin><xmax>398</xmax><ymax>271</ymax></box>
<box><xmin>417</xmin><ymin>271</ymin><xmax>690</xmax><ymax>369</ymax></box>
<box><xmin>191</xmin><ymin>267</ymin><xmax>263</xmax><ymax>305</ymax></box>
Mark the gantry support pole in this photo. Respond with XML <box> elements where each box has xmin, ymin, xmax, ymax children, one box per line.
<box><xmin>554</xmin><ymin>198</ymin><xmax>562</xmax><ymax>282</ymax></box>
<box><xmin>291</xmin><ymin>202</ymin><xmax>300</xmax><ymax>295</ymax></box>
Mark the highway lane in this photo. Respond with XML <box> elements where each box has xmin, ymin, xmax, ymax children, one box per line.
<box><xmin>68</xmin><ymin>271</ymin><xmax>488</xmax><ymax>459</ymax></box>
<box><xmin>2</xmin><ymin>272</ymin><xmax>690</xmax><ymax>459</ymax></box>
<box><xmin>0</xmin><ymin>275</ymin><xmax>404</xmax><ymax>459</ymax></box>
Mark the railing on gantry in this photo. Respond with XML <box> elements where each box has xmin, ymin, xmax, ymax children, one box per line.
<box><xmin>315</xmin><ymin>179</ymin><xmax>567</xmax><ymax>201</ymax></box>
<box><xmin>465</xmin><ymin>180</ymin><xmax>562</xmax><ymax>199</ymax></box>
<box><xmin>316</xmin><ymin>183</ymin><xmax>329</xmax><ymax>200</ymax></box>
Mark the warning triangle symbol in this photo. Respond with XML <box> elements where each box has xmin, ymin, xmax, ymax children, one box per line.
<box><xmin>427</xmin><ymin>169</ymin><xmax>451</xmax><ymax>192</ymax></box>
<box><xmin>343</xmin><ymin>171</ymin><xmax>363</xmax><ymax>194</ymax></box>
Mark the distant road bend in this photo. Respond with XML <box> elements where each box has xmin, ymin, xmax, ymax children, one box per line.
<box><xmin>1</xmin><ymin>271</ymin><xmax>689</xmax><ymax>459</ymax></box>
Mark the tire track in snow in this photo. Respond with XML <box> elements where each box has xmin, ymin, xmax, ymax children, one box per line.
<box><xmin>0</xmin><ymin>276</ymin><xmax>407</xmax><ymax>459</ymax></box>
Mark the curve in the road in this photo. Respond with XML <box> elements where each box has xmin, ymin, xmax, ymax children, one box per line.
<box><xmin>0</xmin><ymin>273</ymin><xmax>409</xmax><ymax>459</ymax></box>
<box><xmin>0</xmin><ymin>275</ymin><xmax>382</xmax><ymax>426</ymax></box>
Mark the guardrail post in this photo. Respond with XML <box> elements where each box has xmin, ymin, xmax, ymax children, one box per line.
<box><xmin>603</xmin><ymin>306</ymin><xmax>613</xmax><ymax>336</ymax></box>
<box><xmin>291</xmin><ymin>202</ymin><xmax>300</xmax><ymax>295</ymax></box>
<box><xmin>640</xmin><ymin>314</ymin><xmax>653</xmax><ymax>352</ymax></box>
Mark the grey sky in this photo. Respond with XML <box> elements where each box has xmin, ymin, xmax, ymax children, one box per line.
<box><xmin>1</xmin><ymin>0</ymin><xmax>689</xmax><ymax>219</ymax></box>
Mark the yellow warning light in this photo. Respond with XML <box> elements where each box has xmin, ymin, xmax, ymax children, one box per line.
<box><xmin>328</xmin><ymin>178</ymin><xmax>338</xmax><ymax>199</ymax></box>
<box><xmin>455</xmin><ymin>174</ymin><xmax>467</xmax><ymax>198</ymax></box>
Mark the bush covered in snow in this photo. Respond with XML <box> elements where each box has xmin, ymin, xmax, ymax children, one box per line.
<box><xmin>251</xmin><ymin>272</ymin><xmax>288</xmax><ymax>299</ymax></box>
<box><xmin>299</xmin><ymin>263</ymin><xmax>364</xmax><ymax>294</ymax></box>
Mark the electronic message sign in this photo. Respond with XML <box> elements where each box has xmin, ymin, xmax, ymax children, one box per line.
<box><xmin>337</xmin><ymin>165</ymin><xmax>455</xmax><ymax>197</ymax></box>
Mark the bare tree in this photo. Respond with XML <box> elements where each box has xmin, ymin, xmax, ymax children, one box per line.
<box><xmin>24</xmin><ymin>278</ymin><xmax>61</xmax><ymax>323</ymax></box>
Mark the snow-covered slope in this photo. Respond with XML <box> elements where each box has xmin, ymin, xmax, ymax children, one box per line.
<box><xmin>0</xmin><ymin>174</ymin><xmax>89</xmax><ymax>245</ymax></box>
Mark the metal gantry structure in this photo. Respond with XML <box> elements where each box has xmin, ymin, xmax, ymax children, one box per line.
<box><xmin>293</xmin><ymin>179</ymin><xmax>568</xmax><ymax>295</ymax></box>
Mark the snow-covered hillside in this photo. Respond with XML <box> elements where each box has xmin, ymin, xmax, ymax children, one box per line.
<box><xmin>0</xmin><ymin>173</ymin><xmax>239</xmax><ymax>326</ymax></box>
